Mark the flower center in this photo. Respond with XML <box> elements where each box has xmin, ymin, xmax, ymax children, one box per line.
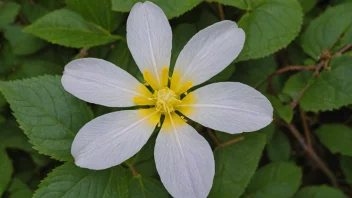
<box><xmin>154</xmin><ymin>87</ymin><xmax>181</xmax><ymax>114</ymax></box>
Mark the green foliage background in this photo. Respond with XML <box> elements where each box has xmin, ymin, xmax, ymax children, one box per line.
<box><xmin>0</xmin><ymin>0</ymin><xmax>352</xmax><ymax>197</ymax></box>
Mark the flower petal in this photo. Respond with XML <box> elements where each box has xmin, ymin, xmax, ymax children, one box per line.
<box><xmin>177</xmin><ymin>82</ymin><xmax>273</xmax><ymax>134</ymax></box>
<box><xmin>72</xmin><ymin>109</ymin><xmax>160</xmax><ymax>170</ymax></box>
<box><xmin>171</xmin><ymin>21</ymin><xmax>245</xmax><ymax>93</ymax></box>
<box><xmin>62</xmin><ymin>58</ymin><xmax>152</xmax><ymax>107</ymax></box>
<box><xmin>127</xmin><ymin>1</ymin><xmax>172</xmax><ymax>89</ymax></box>
<box><xmin>155</xmin><ymin>114</ymin><xmax>214</xmax><ymax>198</ymax></box>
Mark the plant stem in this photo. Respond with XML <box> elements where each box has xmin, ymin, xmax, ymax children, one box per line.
<box><xmin>289</xmin><ymin>83</ymin><xmax>312</xmax><ymax>109</ymax></box>
<box><xmin>267</xmin><ymin>65</ymin><xmax>316</xmax><ymax>80</ymax></box>
<box><xmin>300</xmin><ymin>108</ymin><xmax>312</xmax><ymax>149</ymax></box>
<box><xmin>207</xmin><ymin>128</ymin><xmax>221</xmax><ymax>146</ymax></box>
<box><xmin>218</xmin><ymin>136</ymin><xmax>245</xmax><ymax>148</ymax></box>
<box><xmin>284</xmin><ymin>123</ymin><xmax>338</xmax><ymax>187</ymax></box>
<box><xmin>129</xmin><ymin>165</ymin><xmax>139</xmax><ymax>177</ymax></box>
<box><xmin>217</xmin><ymin>3</ymin><xmax>225</xmax><ymax>20</ymax></box>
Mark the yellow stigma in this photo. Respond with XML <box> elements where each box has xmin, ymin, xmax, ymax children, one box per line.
<box><xmin>154</xmin><ymin>87</ymin><xmax>181</xmax><ymax>114</ymax></box>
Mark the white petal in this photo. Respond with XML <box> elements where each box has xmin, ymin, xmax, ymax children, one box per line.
<box><xmin>62</xmin><ymin>58</ymin><xmax>150</xmax><ymax>107</ymax></box>
<box><xmin>172</xmin><ymin>21</ymin><xmax>245</xmax><ymax>89</ymax></box>
<box><xmin>155</xmin><ymin>114</ymin><xmax>214</xmax><ymax>198</ymax></box>
<box><xmin>72</xmin><ymin>109</ymin><xmax>160</xmax><ymax>170</ymax></box>
<box><xmin>178</xmin><ymin>82</ymin><xmax>273</xmax><ymax>134</ymax></box>
<box><xmin>127</xmin><ymin>1</ymin><xmax>172</xmax><ymax>88</ymax></box>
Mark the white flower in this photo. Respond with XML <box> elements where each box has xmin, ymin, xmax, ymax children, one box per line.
<box><xmin>61</xmin><ymin>1</ymin><xmax>273</xmax><ymax>197</ymax></box>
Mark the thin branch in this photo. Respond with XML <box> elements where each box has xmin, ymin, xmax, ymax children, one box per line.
<box><xmin>207</xmin><ymin>128</ymin><xmax>221</xmax><ymax>146</ymax></box>
<box><xmin>218</xmin><ymin>136</ymin><xmax>245</xmax><ymax>148</ymax></box>
<box><xmin>217</xmin><ymin>3</ymin><xmax>225</xmax><ymax>20</ymax></box>
<box><xmin>314</xmin><ymin>61</ymin><xmax>326</xmax><ymax>76</ymax></box>
<box><xmin>290</xmin><ymin>43</ymin><xmax>352</xmax><ymax>107</ymax></box>
<box><xmin>300</xmin><ymin>108</ymin><xmax>312</xmax><ymax>149</ymax></box>
<box><xmin>336</xmin><ymin>43</ymin><xmax>352</xmax><ymax>54</ymax></box>
<box><xmin>264</xmin><ymin>65</ymin><xmax>316</xmax><ymax>95</ymax></box>
<box><xmin>79</xmin><ymin>48</ymin><xmax>89</xmax><ymax>58</ymax></box>
<box><xmin>129</xmin><ymin>165</ymin><xmax>139</xmax><ymax>177</ymax></box>
<box><xmin>289</xmin><ymin>83</ymin><xmax>312</xmax><ymax>109</ymax></box>
<box><xmin>266</xmin><ymin>65</ymin><xmax>316</xmax><ymax>81</ymax></box>
<box><xmin>284</xmin><ymin>123</ymin><xmax>338</xmax><ymax>187</ymax></box>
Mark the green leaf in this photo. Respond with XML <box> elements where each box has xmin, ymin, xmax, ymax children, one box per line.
<box><xmin>0</xmin><ymin>93</ymin><xmax>6</xmax><ymax>110</ymax></box>
<box><xmin>34</xmin><ymin>162</ymin><xmax>168</xmax><ymax>198</ymax></box>
<box><xmin>315</xmin><ymin>124</ymin><xmax>352</xmax><ymax>156</ymax></box>
<box><xmin>170</xmin><ymin>23</ymin><xmax>197</xmax><ymax>69</ymax></box>
<box><xmin>0</xmin><ymin>42</ymin><xmax>21</xmax><ymax>75</ymax></box>
<box><xmin>208</xmin><ymin>64</ymin><xmax>235</xmax><ymax>83</ymax></box>
<box><xmin>237</xmin><ymin>0</ymin><xmax>303</xmax><ymax>61</ymax></box>
<box><xmin>111</xmin><ymin>0</ymin><xmax>202</xmax><ymax>19</ymax></box>
<box><xmin>129</xmin><ymin>176</ymin><xmax>169</xmax><ymax>197</ymax></box>
<box><xmin>299</xmin><ymin>55</ymin><xmax>352</xmax><ymax>111</ymax></box>
<box><xmin>34</xmin><ymin>162</ymin><xmax>127</xmax><ymax>198</ymax></box>
<box><xmin>7</xmin><ymin>178</ymin><xmax>33</xmax><ymax>198</ymax></box>
<box><xmin>266</xmin><ymin>95</ymin><xmax>293</xmax><ymax>123</ymax></box>
<box><xmin>0</xmin><ymin>146</ymin><xmax>13</xmax><ymax>196</ymax></box>
<box><xmin>243</xmin><ymin>162</ymin><xmax>302</xmax><ymax>198</ymax></box>
<box><xmin>209</xmin><ymin>133</ymin><xmax>266</xmax><ymax>198</ymax></box>
<box><xmin>0</xmin><ymin>2</ymin><xmax>21</xmax><ymax>25</ymax></box>
<box><xmin>301</xmin><ymin>3</ymin><xmax>352</xmax><ymax>60</ymax></box>
<box><xmin>337</xmin><ymin>25</ymin><xmax>352</xmax><ymax>50</ymax></box>
<box><xmin>267</xmin><ymin>130</ymin><xmax>291</xmax><ymax>162</ymax></box>
<box><xmin>0</xmin><ymin>121</ymin><xmax>32</xmax><ymax>152</ymax></box>
<box><xmin>0</xmin><ymin>120</ymin><xmax>50</xmax><ymax>167</ymax></box>
<box><xmin>22</xmin><ymin>1</ymin><xmax>50</xmax><ymax>23</ymax></box>
<box><xmin>65</xmin><ymin>0</ymin><xmax>122</xmax><ymax>32</ymax></box>
<box><xmin>261</xmin><ymin>123</ymin><xmax>276</xmax><ymax>144</ymax></box>
<box><xmin>3</xmin><ymin>25</ymin><xmax>47</xmax><ymax>55</ymax></box>
<box><xmin>23</xmin><ymin>9</ymin><xmax>122</xmax><ymax>48</ymax></box>
<box><xmin>0</xmin><ymin>76</ymin><xmax>93</xmax><ymax>161</ymax></box>
<box><xmin>196</xmin><ymin>9</ymin><xmax>219</xmax><ymax>30</ymax></box>
<box><xmin>340</xmin><ymin>155</ymin><xmax>352</xmax><ymax>186</ymax></box>
<box><xmin>207</xmin><ymin>0</ymin><xmax>249</xmax><ymax>10</ymax></box>
<box><xmin>298</xmin><ymin>0</ymin><xmax>318</xmax><ymax>13</ymax></box>
<box><xmin>282</xmin><ymin>70</ymin><xmax>313</xmax><ymax>100</ymax></box>
<box><xmin>106</xmin><ymin>41</ymin><xmax>142</xmax><ymax>81</ymax></box>
<box><xmin>293</xmin><ymin>185</ymin><xmax>348</xmax><ymax>198</ymax></box>
<box><xmin>127</xmin><ymin>135</ymin><xmax>157</xmax><ymax>177</ymax></box>
<box><xmin>232</xmin><ymin>56</ymin><xmax>277</xmax><ymax>87</ymax></box>
<box><xmin>7</xmin><ymin>59</ymin><xmax>63</xmax><ymax>80</ymax></box>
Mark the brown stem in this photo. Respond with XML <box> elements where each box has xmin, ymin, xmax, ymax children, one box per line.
<box><xmin>218</xmin><ymin>136</ymin><xmax>245</xmax><ymax>148</ymax></box>
<box><xmin>217</xmin><ymin>3</ymin><xmax>225</xmax><ymax>20</ymax></box>
<box><xmin>336</xmin><ymin>43</ymin><xmax>352</xmax><ymax>55</ymax></box>
<box><xmin>291</xmin><ymin>43</ymin><xmax>352</xmax><ymax>107</ymax></box>
<box><xmin>79</xmin><ymin>48</ymin><xmax>89</xmax><ymax>58</ymax></box>
<box><xmin>207</xmin><ymin>128</ymin><xmax>221</xmax><ymax>146</ymax></box>
<box><xmin>265</xmin><ymin>65</ymin><xmax>316</xmax><ymax>95</ymax></box>
<box><xmin>289</xmin><ymin>83</ymin><xmax>312</xmax><ymax>109</ymax></box>
<box><xmin>300</xmin><ymin>108</ymin><xmax>312</xmax><ymax>149</ymax></box>
<box><xmin>284</xmin><ymin>123</ymin><xmax>338</xmax><ymax>187</ymax></box>
<box><xmin>314</xmin><ymin>61</ymin><xmax>326</xmax><ymax>76</ymax></box>
<box><xmin>267</xmin><ymin>65</ymin><xmax>316</xmax><ymax>80</ymax></box>
<box><xmin>129</xmin><ymin>165</ymin><xmax>139</xmax><ymax>177</ymax></box>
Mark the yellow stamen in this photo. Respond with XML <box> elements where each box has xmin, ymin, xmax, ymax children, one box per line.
<box><xmin>170</xmin><ymin>71</ymin><xmax>181</xmax><ymax>91</ymax></box>
<box><xmin>133</xmin><ymin>85</ymin><xmax>154</xmax><ymax>106</ymax></box>
<box><xmin>177</xmin><ymin>81</ymin><xmax>193</xmax><ymax>96</ymax></box>
<box><xmin>170</xmin><ymin>71</ymin><xmax>193</xmax><ymax>95</ymax></box>
<box><xmin>162</xmin><ymin>112</ymin><xmax>186</xmax><ymax>130</ymax></box>
<box><xmin>143</xmin><ymin>70</ymin><xmax>159</xmax><ymax>91</ymax></box>
<box><xmin>175</xmin><ymin>92</ymin><xmax>196</xmax><ymax>115</ymax></box>
<box><xmin>161</xmin><ymin>67</ymin><xmax>169</xmax><ymax>88</ymax></box>
<box><xmin>154</xmin><ymin>87</ymin><xmax>181</xmax><ymax>114</ymax></box>
<box><xmin>139</xmin><ymin>108</ymin><xmax>161</xmax><ymax>126</ymax></box>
